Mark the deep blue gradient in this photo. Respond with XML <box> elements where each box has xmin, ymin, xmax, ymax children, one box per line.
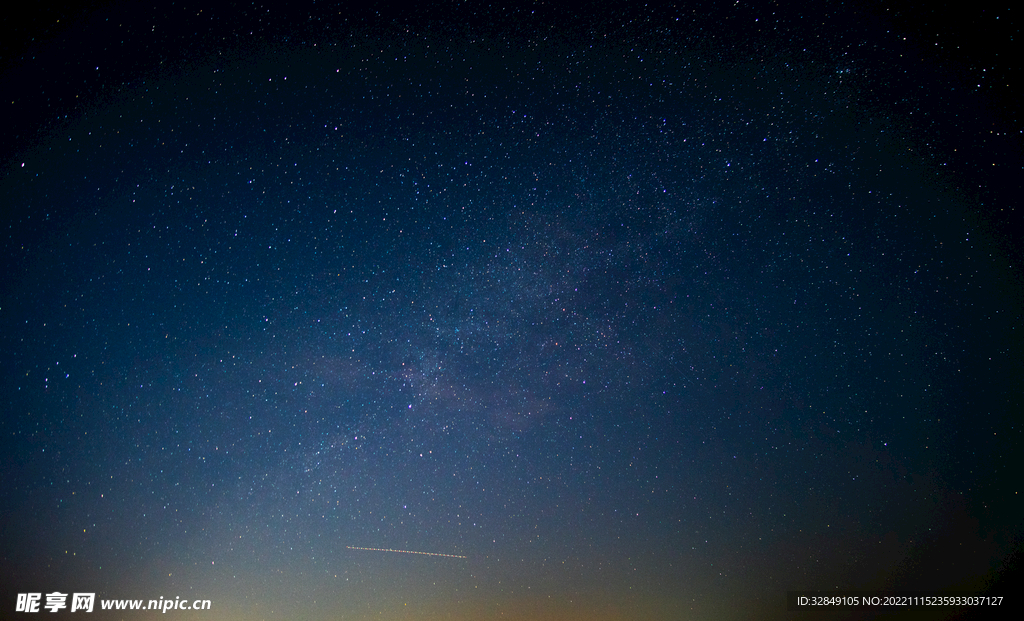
<box><xmin>2</xmin><ymin>2</ymin><xmax>1020</xmax><ymax>619</ymax></box>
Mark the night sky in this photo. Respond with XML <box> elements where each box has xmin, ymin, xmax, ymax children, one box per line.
<box><xmin>2</xmin><ymin>1</ymin><xmax>1021</xmax><ymax>620</ymax></box>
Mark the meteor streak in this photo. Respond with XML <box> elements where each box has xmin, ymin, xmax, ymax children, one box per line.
<box><xmin>346</xmin><ymin>546</ymin><xmax>467</xmax><ymax>559</ymax></box>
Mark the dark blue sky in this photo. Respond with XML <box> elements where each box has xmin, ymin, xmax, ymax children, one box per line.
<box><xmin>2</xmin><ymin>1</ymin><xmax>1020</xmax><ymax>619</ymax></box>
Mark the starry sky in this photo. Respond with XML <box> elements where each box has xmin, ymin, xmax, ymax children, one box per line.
<box><xmin>1</xmin><ymin>1</ymin><xmax>1021</xmax><ymax>620</ymax></box>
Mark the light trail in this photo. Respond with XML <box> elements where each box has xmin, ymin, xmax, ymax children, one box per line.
<box><xmin>346</xmin><ymin>546</ymin><xmax>467</xmax><ymax>559</ymax></box>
